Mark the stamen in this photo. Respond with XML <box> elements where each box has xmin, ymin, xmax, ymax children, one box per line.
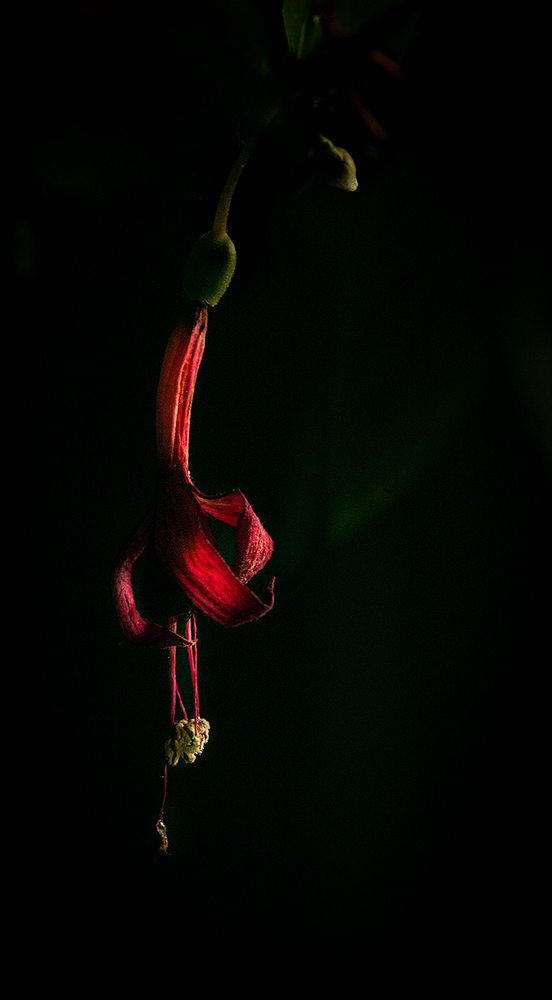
<box><xmin>186</xmin><ymin>613</ymin><xmax>200</xmax><ymax>724</ymax></box>
<box><xmin>156</xmin><ymin>816</ymin><xmax>169</xmax><ymax>852</ymax></box>
<box><xmin>177</xmin><ymin>685</ymin><xmax>187</xmax><ymax>721</ymax></box>
<box><xmin>168</xmin><ymin>617</ymin><xmax>178</xmax><ymax>726</ymax></box>
<box><xmin>156</xmin><ymin>616</ymin><xmax>180</xmax><ymax>850</ymax></box>
<box><xmin>164</xmin><ymin>717</ymin><xmax>210</xmax><ymax>765</ymax></box>
<box><xmin>155</xmin><ymin>597</ymin><xmax>209</xmax><ymax>843</ymax></box>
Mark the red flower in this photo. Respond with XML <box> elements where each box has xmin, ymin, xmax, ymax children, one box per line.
<box><xmin>112</xmin><ymin>303</ymin><xmax>274</xmax><ymax>647</ymax></box>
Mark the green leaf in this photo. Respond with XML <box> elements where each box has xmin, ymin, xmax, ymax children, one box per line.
<box><xmin>282</xmin><ymin>0</ymin><xmax>324</xmax><ymax>60</ymax></box>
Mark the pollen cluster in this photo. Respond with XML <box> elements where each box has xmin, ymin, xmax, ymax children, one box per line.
<box><xmin>165</xmin><ymin>718</ymin><xmax>210</xmax><ymax>765</ymax></box>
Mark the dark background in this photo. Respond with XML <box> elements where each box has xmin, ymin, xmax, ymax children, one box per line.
<box><xmin>13</xmin><ymin>0</ymin><xmax>549</xmax><ymax>980</ymax></box>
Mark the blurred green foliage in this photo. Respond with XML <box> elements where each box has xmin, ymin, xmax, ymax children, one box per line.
<box><xmin>282</xmin><ymin>0</ymin><xmax>324</xmax><ymax>59</ymax></box>
<box><xmin>283</xmin><ymin>0</ymin><xmax>409</xmax><ymax>57</ymax></box>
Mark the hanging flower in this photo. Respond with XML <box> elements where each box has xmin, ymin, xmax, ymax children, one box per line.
<box><xmin>111</xmin><ymin>155</ymin><xmax>274</xmax><ymax>851</ymax></box>
<box><xmin>111</xmin><ymin>301</ymin><xmax>274</xmax><ymax>647</ymax></box>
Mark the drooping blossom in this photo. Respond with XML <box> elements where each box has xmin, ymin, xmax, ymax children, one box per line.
<box><xmin>112</xmin><ymin>302</ymin><xmax>274</xmax><ymax>647</ymax></box>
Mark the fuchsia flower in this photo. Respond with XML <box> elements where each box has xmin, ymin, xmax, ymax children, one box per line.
<box><xmin>112</xmin><ymin>302</ymin><xmax>274</xmax><ymax>647</ymax></box>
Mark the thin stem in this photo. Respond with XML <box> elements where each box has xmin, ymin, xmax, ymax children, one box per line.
<box><xmin>156</xmin><ymin>775</ymin><xmax>169</xmax><ymax>851</ymax></box>
<box><xmin>212</xmin><ymin>107</ymin><xmax>277</xmax><ymax>238</ymax></box>
<box><xmin>177</xmin><ymin>685</ymin><xmax>187</xmax><ymax>720</ymax></box>
<box><xmin>168</xmin><ymin>617</ymin><xmax>178</xmax><ymax>726</ymax></box>
<box><xmin>186</xmin><ymin>613</ymin><xmax>199</xmax><ymax>725</ymax></box>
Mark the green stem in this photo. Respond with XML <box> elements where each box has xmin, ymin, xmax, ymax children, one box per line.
<box><xmin>212</xmin><ymin>107</ymin><xmax>277</xmax><ymax>238</ymax></box>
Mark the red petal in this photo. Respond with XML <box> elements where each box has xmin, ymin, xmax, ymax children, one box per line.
<box><xmin>195</xmin><ymin>489</ymin><xmax>273</xmax><ymax>584</ymax></box>
<box><xmin>156</xmin><ymin>306</ymin><xmax>208</xmax><ymax>473</ymax></box>
<box><xmin>111</xmin><ymin>510</ymin><xmax>195</xmax><ymax>648</ymax></box>
<box><xmin>154</xmin><ymin>473</ymin><xmax>274</xmax><ymax>627</ymax></box>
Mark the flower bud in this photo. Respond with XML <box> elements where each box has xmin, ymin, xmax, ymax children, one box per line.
<box><xmin>318</xmin><ymin>134</ymin><xmax>358</xmax><ymax>192</ymax></box>
<box><xmin>181</xmin><ymin>231</ymin><xmax>237</xmax><ymax>306</ymax></box>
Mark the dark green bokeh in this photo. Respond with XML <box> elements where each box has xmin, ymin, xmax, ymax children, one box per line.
<box><xmin>16</xmin><ymin>0</ymin><xmax>549</xmax><ymax>977</ymax></box>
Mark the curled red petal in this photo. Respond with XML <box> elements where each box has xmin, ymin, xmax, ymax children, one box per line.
<box><xmin>195</xmin><ymin>489</ymin><xmax>273</xmax><ymax>584</ymax></box>
<box><xmin>154</xmin><ymin>472</ymin><xmax>274</xmax><ymax>627</ymax></box>
<box><xmin>111</xmin><ymin>509</ymin><xmax>195</xmax><ymax>648</ymax></box>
